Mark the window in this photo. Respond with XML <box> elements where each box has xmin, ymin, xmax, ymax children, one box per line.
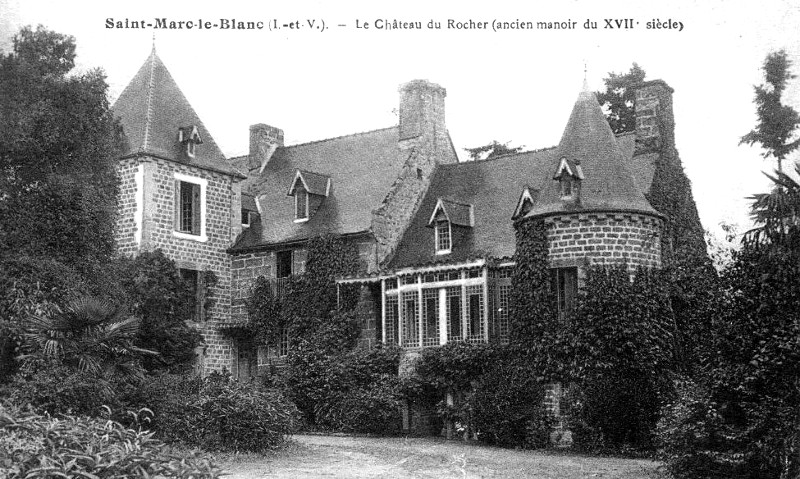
<box><xmin>278</xmin><ymin>327</ymin><xmax>289</xmax><ymax>357</ymax></box>
<box><xmin>422</xmin><ymin>289</ymin><xmax>439</xmax><ymax>347</ymax></box>
<box><xmin>401</xmin><ymin>291</ymin><xmax>419</xmax><ymax>347</ymax></box>
<box><xmin>187</xmin><ymin>141</ymin><xmax>196</xmax><ymax>158</ymax></box>
<box><xmin>550</xmin><ymin>267</ymin><xmax>578</xmax><ymax>321</ymax></box>
<box><xmin>295</xmin><ymin>185</ymin><xmax>308</xmax><ymax>221</ymax></box>
<box><xmin>385</xmin><ymin>296</ymin><xmax>399</xmax><ymax>345</ymax></box>
<box><xmin>560</xmin><ymin>177</ymin><xmax>573</xmax><ymax>198</ymax></box>
<box><xmin>178</xmin><ymin>181</ymin><xmax>200</xmax><ymax>234</ymax></box>
<box><xmin>180</xmin><ymin>268</ymin><xmax>204</xmax><ymax>322</ymax></box>
<box><xmin>435</xmin><ymin>220</ymin><xmax>451</xmax><ymax>254</ymax></box>
<box><xmin>466</xmin><ymin>285</ymin><xmax>485</xmax><ymax>342</ymax></box>
<box><xmin>241</xmin><ymin>209</ymin><xmax>251</xmax><ymax>227</ymax></box>
<box><xmin>276</xmin><ymin>250</ymin><xmax>293</xmax><ymax>279</ymax></box>
<box><xmin>173</xmin><ymin>173</ymin><xmax>206</xmax><ymax>242</ymax></box>
<box><xmin>446</xmin><ymin>287</ymin><xmax>462</xmax><ymax>341</ymax></box>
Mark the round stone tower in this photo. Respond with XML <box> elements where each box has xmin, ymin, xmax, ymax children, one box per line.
<box><xmin>522</xmin><ymin>80</ymin><xmax>663</xmax><ymax>272</ymax></box>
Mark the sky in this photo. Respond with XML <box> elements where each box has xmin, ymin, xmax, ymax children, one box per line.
<box><xmin>1</xmin><ymin>0</ymin><xmax>799</xmax><ymax>238</ymax></box>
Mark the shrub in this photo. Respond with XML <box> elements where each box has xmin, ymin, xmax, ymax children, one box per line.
<box><xmin>470</xmin><ymin>355</ymin><xmax>551</xmax><ymax>448</ymax></box>
<box><xmin>0</xmin><ymin>402</ymin><xmax>221</xmax><ymax>478</ymax></box>
<box><xmin>194</xmin><ymin>372</ymin><xmax>298</xmax><ymax>451</ymax></box>
<box><xmin>280</xmin><ymin>344</ymin><xmax>401</xmax><ymax>431</ymax></box>
<box><xmin>2</xmin><ymin>364</ymin><xmax>119</xmax><ymax>417</ymax></box>
<box><xmin>656</xmin><ymin>379</ymin><xmax>738</xmax><ymax>479</ymax></box>
<box><xmin>314</xmin><ymin>374</ymin><xmax>403</xmax><ymax>434</ymax></box>
<box><xmin>125</xmin><ymin>372</ymin><xmax>297</xmax><ymax>452</ymax></box>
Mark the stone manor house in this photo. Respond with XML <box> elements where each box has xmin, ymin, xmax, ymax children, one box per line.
<box><xmin>113</xmin><ymin>48</ymin><xmax>670</xmax><ymax>379</ymax></box>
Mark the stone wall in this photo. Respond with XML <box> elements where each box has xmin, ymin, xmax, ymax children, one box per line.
<box><xmin>115</xmin><ymin>158</ymin><xmax>140</xmax><ymax>256</ymax></box>
<box><xmin>116</xmin><ymin>155</ymin><xmax>241</xmax><ymax>374</ymax></box>
<box><xmin>545</xmin><ymin>212</ymin><xmax>662</xmax><ymax>270</ymax></box>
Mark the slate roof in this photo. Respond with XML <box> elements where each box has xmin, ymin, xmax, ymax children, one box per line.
<box><xmin>430</xmin><ymin>199</ymin><xmax>474</xmax><ymax>227</ymax></box>
<box><xmin>229</xmin><ymin>127</ymin><xmax>415</xmax><ymax>251</ymax></box>
<box><xmin>290</xmin><ymin>170</ymin><xmax>331</xmax><ymax>196</ymax></box>
<box><xmin>112</xmin><ymin>49</ymin><xmax>243</xmax><ymax>178</ymax></box>
<box><xmin>389</xmin><ymin>149</ymin><xmax>558</xmax><ymax>268</ymax></box>
<box><xmin>524</xmin><ymin>86</ymin><xmax>658</xmax><ymax>218</ymax></box>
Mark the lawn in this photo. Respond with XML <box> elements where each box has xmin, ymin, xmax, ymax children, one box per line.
<box><xmin>219</xmin><ymin>434</ymin><xmax>666</xmax><ymax>478</ymax></box>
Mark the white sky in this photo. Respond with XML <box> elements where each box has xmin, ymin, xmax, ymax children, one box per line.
<box><xmin>2</xmin><ymin>0</ymin><xmax>799</xmax><ymax>237</ymax></box>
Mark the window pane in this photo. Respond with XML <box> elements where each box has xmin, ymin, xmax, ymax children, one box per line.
<box><xmin>466</xmin><ymin>285</ymin><xmax>484</xmax><ymax>342</ymax></box>
<box><xmin>422</xmin><ymin>289</ymin><xmax>439</xmax><ymax>347</ymax></box>
<box><xmin>180</xmin><ymin>182</ymin><xmax>194</xmax><ymax>233</ymax></box>
<box><xmin>401</xmin><ymin>291</ymin><xmax>419</xmax><ymax>347</ymax></box>
<box><xmin>296</xmin><ymin>187</ymin><xmax>307</xmax><ymax>219</ymax></box>
<box><xmin>446</xmin><ymin>287</ymin><xmax>461</xmax><ymax>341</ymax></box>
<box><xmin>436</xmin><ymin>221</ymin><xmax>451</xmax><ymax>252</ymax></box>
<box><xmin>385</xmin><ymin>296</ymin><xmax>398</xmax><ymax>345</ymax></box>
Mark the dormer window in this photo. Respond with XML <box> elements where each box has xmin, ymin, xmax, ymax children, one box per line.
<box><xmin>513</xmin><ymin>186</ymin><xmax>538</xmax><ymax>219</ymax></box>
<box><xmin>295</xmin><ymin>185</ymin><xmax>308</xmax><ymax>221</ymax></box>
<box><xmin>287</xmin><ymin>169</ymin><xmax>331</xmax><ymax>223</ymax></box>
<box><xmin>435</xmin><ymin>220</ymin><xmax>452</xmax><ymax>254</ymax></box>
<box><xmin>179</xmin><ymin>125</ymin><xmax>203</xmax><ymax>159</ymax></box>
<box><xmin>428</xmin><ymin>198</ymin><xmax>473</xmax><ymax>256</ymax></box>
<box><xmin>553</xmin><ymin>157</ymin><xmax>584</xmax><ymax>201</ymax></box>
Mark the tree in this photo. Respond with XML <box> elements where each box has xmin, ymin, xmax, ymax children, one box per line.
<box><xmin>0</xmin><ymin>25</ymin><xmax>124</xmax><ymax>276</ymax></box>
<box><xmin>596</xmin><ymin>63</ymin><xmax>647</xmax><ymax>134</ymax></box>
<box><xmin>464</xmin><ymin>140</ymin><xmax>523</xmax><ymax>161</ymax></box>
<box><xmin>740</xmin><ymin>50</ymin><xmax>800</xmax><ymax>172</ymax></box>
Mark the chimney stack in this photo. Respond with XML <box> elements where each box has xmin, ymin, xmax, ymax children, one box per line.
<box><xmin>398</xmin><ymin>80</ymin><xmax>447</xmax><ymax>157</ymax></box>
<box><xmin>634</xmin><ymin>80</ymin><xmax>675</xmax><ymax>155</ymax></box>
<box><xmin>248</xmin><ymin>124</ymin><xmax>284</xmax><ymax>172</ymax></box>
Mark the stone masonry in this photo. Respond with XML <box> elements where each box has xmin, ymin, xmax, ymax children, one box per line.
<box><xmin>114</xmin><ymin>155</ymin><xmax>242</xmax><ymax>373</ymax></box>
<box><xmin>545</xmin><ymin>212</ymin><xmax>662</xmax><ymax>270</ymax></box>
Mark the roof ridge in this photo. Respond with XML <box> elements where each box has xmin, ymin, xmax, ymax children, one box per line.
<box><xmin>142</xmin><ymin>51</ymin><xmax>157</xmax><ymax>151</ymax></box>
<box><xmin>283</xmin><ymin>125</ymin><xmax>397</xmax><ymax>149</ymax></box>
<box><xmin>441</xmin><ymin>145</ymin><xmax>558</xmax><ymax>169</ymax></box>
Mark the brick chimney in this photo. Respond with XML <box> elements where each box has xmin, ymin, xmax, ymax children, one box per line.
<box><xmin>398</xmin><ymin>80</ymin><xmax>448</xmax><ymax>158</ymax></box>
<box><xmin>634</xmin><ymin>80</ymin><xmax>675</xmax><ymax>155</ymax></box>
<box><xmin>248</xmin><ymin>124</ymin><xmax>284</xmax><ymax>172</ymax></box>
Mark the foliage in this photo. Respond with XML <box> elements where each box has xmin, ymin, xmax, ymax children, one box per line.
<box><xmin>658</xmin><ymin>164</ymin><xmax>800</xmax><ymax>477</ymax></box>
<box><xmin>122</xmin><ymin>372</ymin><xmax>297</xmax><ymax>452</ymax></box>
<box><xmin>19</xmin><ymin>296</ymin><xmax>155</xmax><ymax>386</ymax></box>
<box><xmin>657</xmin><ymin>379</ymin><xmax>739</xmax><ymax>479</ymax></box>
<box><xmin>464</xmin><ymin>140</ymin><xmax>524</xmax><ymax>161</ymax></box>
<box><xmin>468</xmin><ymin>350</ymin><xmax>551</xmax><ymax>448</ymax></box>
<box><xmin>412</xmin><ymin>343</ymin><xmax>551</xmax><ymax>448</ymax></box>
<box><xmin>314</xmin><ymin>374</ymin><xmax>403</xmax><ymax>434</ymax></box>
<box><xmin>0</xmin><ymin>255</ymin><xmax>85</xmax><ymax>381</ymax></box>
<box><xmin>280</xmin><ymin>344</ymin><xmax>401</xmax><ymax>429</ymax></box>
<box><xmin>563</xmin><ymin>266</ymin><xmax>675</xmax><ymax>449</ymax></box>
<box><xmin>112</xmin><ymin>250</ymin><xmax>203</xmax><ymax>372</ymax></box>
<box><xmin>0</xmin><ymin>402</ymin><xmax>221</xmax><ymax>478</ymax></box>
<box><xmin>740</xmin><ymin>49</ymin><xmax>800</xmax><ymax>171</ymax></box>
<box><xmin>596</xmin><ymin>63</ymin><xmax>647</xmax><ymax>134</ymax></box>
<box><xmin>0</xmin><ymin>25</ymin><xmax>124</xmax><ymax>277</ymax></box>
<box><xmin>282</xmin><ymin>235</ymin><xmax>361</xmax><ymax>341</ymax></box>
<box><xmin>2</xmin><ymin>364</ymin><xmax>119</xmax><ymax>417</ymax></box>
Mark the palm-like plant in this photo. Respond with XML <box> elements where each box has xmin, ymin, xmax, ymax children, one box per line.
<box><xmin>745</xmin><ymin>165</ymin><xmax>800</xmax><ymax>251</ymax></box>
<box><xmin>21</xmin><ymin>296</ymin><xmax>156</xmax><ymax>381</ymax></box>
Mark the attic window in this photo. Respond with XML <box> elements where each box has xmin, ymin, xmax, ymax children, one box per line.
<box><xmin>179</xmin><ymin>125</ymin><xmax>203</xmax><ymax>159</ymax></box>
<box><xmin>295</xmin><ymin>185</ymin><xmax>308</xmax><ymax>222</ymax></box>
<box><xmin>435</xmin><ymin>220</ymin><xmax>451</xmax><ymax>254</ymax></box>
<box><xmin>560</xmin><ymin>177</ymin><xmax>574</xmax><ymax>198</ymax></box>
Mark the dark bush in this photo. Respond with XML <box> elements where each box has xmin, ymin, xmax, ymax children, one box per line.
<box><xmin>2</xmin><ymin>363</ymin><xmax>119</xmax><ymax>417</ymax></box>
<box><xmin>280</xmin><ymin>344</ymin><xmax>401</xmax><ymax>431</ymax></box>
<box><xmin>314</xmin><ymin>374</ymin><xmax>403</xmax><ymax>434</ymax></box>
<box><xmin>0</xmin><ymin>402</ymin><xmax>221</xmax><ymax>478</ymax></box>
<box><xmin>470</xmin><ymin>355</ymin><xmax>551</xmax><ymax>448</ymax></box>
<box><xmin>656</xmin><ymin>379</ymin><xmax>738</xmax><ymax>479</ymax></box>
<box><xmin>126</xmin><ymin>372</ymin><xmax>297</xmax><ymax>452</ymax></box>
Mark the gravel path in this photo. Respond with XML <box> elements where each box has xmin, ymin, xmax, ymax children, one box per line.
<box><xmin>219</xmin><ymin>434</ymin><xmax>665</xmax><ymax>478</ymax></box>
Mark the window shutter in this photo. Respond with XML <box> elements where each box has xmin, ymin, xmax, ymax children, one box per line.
<box><xmin>174</xmin><ymin>180</ymin><xmax>181</xmax><ymax>231</ymax></box>
<box><xmin>191</xmin><ymin>183</ymin><xmax>201</xmax><ymax>234</ymax></box>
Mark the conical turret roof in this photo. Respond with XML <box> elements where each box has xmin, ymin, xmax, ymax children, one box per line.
<box><xmin>525</xmin><ymin>82</ymin><xmax>658</xmax><ymax>218</ymax></box>
<box><xmin>112</xmin><ymin>48</ymin><xmax>243</xmax><ymax>177</ymax></box>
